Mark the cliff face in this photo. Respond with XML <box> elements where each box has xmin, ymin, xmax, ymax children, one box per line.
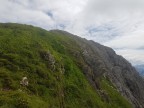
<box><xmin>85</xmin><ymin>41</ymin><xmax>144</xmax><ymax>108</ymax></box>
<box><xmin>51</xmin><ymin>30</ymin><xmax>144</xmax><ymax>108</ymax></box>
<box><xmin>0</xmin><ymin>23</ymin><xmax>143</xmax><ymax>108</ymax></box>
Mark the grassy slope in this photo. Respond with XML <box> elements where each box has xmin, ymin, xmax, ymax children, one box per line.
<box><xmin>0</xmin><ymin>23</ymin><xmax>132</xmax><ymax>108</ymax></box>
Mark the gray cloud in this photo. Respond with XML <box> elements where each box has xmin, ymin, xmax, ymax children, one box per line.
<box><xmin>85</xmin><ymin>0</ymin><xmax>144</xmax><ymax>13</ymax></box>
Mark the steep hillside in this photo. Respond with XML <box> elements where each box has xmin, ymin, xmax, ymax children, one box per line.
<box><xmin>0</xmin><ymin>23</ymin><xmax>143</xmax><ymax>108</ymax></box>
<box><xmin>50</xmin><ymin>30</ymin><xmax>144</xmax><ymax>108</ymax></box>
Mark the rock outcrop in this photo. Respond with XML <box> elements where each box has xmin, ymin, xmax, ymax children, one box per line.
<box><xmin>20</xmin><ymin>77</ymin><xmax>29</xmax><ymax>86</ymax></box>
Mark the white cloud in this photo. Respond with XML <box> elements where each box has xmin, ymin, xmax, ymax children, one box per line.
<box><xmin>0</xmin><ymin>0</ymin><xmax>55</xmax><ymax>29</ymax></box>
<box><xmin>116</xmin><ymin>49</ymin><xmax>144</xmax><ymax>65</ymax></box>
<box><xmin>104</xmin><ymin>32</ymin><xmax>144</xmax><ymax>49</ymax></box>
<box><xmin>0</xmin><ymin>0</ymin><xmax>87</xmax><ymax>29</ymax></box>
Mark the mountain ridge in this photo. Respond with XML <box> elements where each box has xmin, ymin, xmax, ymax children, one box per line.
<box><xmin>0</xmin><ymin>23</ymin><xmax>143</xmax><ymax>108</ymax></box>
<box><xmin>50</xmin><ymin>29</ymin><xmax>144</xmax><ymax>108</ymax></box>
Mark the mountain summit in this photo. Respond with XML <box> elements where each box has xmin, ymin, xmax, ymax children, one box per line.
<box><xmin>0</xmin><ymin>23</ymin><xmax>144</xmax><ymax>108</ymax></box>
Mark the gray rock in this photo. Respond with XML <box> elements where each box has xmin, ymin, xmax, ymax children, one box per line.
<box><xmin>40</xmin><ymin>50</ymin><xmax>56</xmax><ymax>71</ymax></box>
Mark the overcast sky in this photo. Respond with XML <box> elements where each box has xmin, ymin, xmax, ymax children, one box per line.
<box><xmin>0</xmin><ymin>0</ymin><xmax>144</xmax><ymax>65</ymax></box>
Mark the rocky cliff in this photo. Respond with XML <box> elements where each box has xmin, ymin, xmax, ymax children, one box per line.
<box><xmin>51</xmin><ymin>30</ymin><xmax>144</xmax><ymax>108</ymax></box>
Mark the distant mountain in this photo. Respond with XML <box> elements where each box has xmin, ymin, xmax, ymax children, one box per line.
<box><xmin>0</xmin><ymin>23</ymin><xmax>144</xmax><ymax>108</ymax></box>
<box><xmin>135</xmin><ymin>65</ymin><xmax>144</xmax><ymax>76</ymax></box>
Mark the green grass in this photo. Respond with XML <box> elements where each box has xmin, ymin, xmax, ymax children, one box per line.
<box><xmin>0</xmin><ymin>23</ymin><xmax>132</xmax><ymax>108</ymax></box>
